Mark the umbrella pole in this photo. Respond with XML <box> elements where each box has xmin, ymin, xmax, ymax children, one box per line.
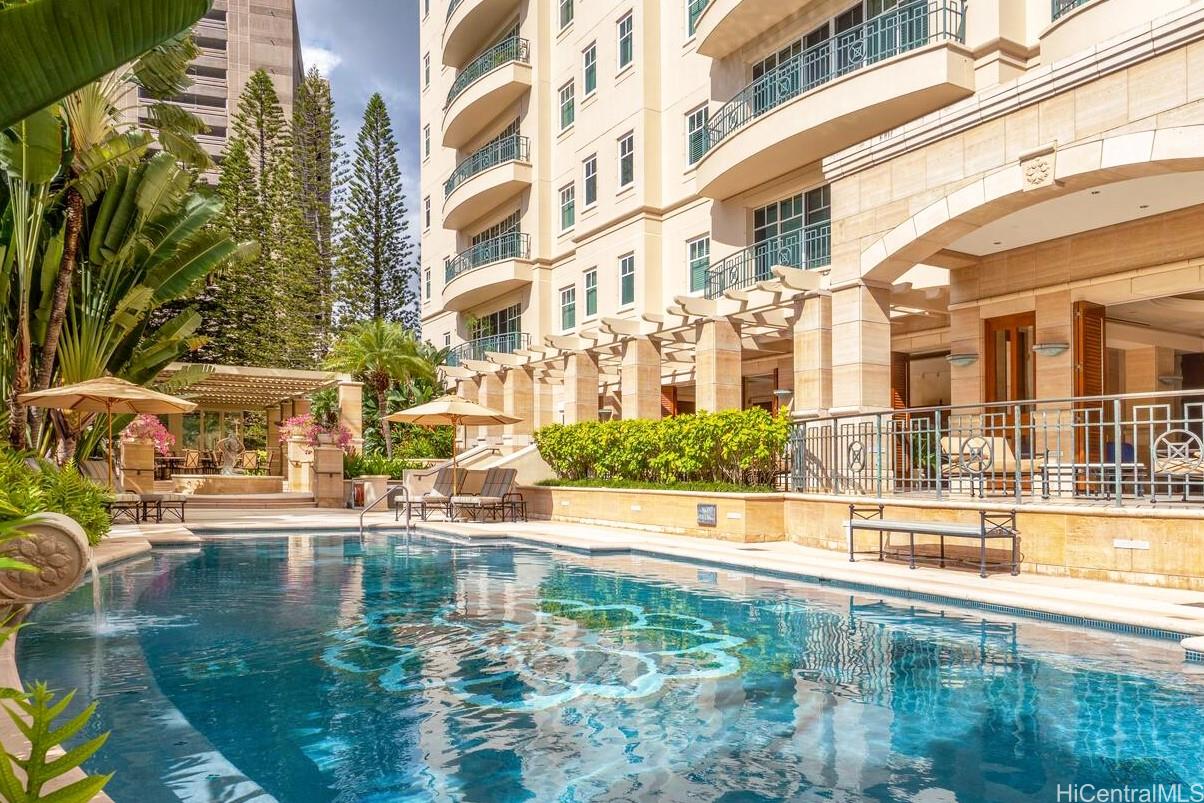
<box><xmin>107</xmin><ymin>402</ymin><xmax>114</xmax><ymax>490</ymax></box>
<box><xmin>452</xmin><ymin>416</ymin><xmax>460</xmax><ymax>496</ymax></box>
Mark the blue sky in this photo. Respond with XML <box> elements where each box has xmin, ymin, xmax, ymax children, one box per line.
<box><xmin>295</xmin><ymin>0</ymin><xmax>421</xmax><ymax>229</ymax></box>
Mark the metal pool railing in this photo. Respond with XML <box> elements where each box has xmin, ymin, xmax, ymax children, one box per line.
<box><xmin>445</xmin><ymin>231</ymin><xmax>530</xmax><ymax>283</ymax></box>
<box><xmin>446</xmin><ymin>37</ymin><xmax>531</xmax><ymax>108</ymax></box>
<box><xmin>704</xmin><ymin>225</ymin><xmax>831</xmax><ymax>298</ymax></box>
<box><xmin>790</xmin><ymin>389</ymin><xmax>1204</xmax><ymax>508</ymax></box>
<box><xmin>444</xmin><ymin>135</ymin><xmax>530</xmax><ymax>197</ymax></box>
<box><xmin>693</xmin><ymin>0</ymin><xmax>965</xmax><ymax>161</ymax></box>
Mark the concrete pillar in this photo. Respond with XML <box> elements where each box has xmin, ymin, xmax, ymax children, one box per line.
<box><xmin>621</xmin><ymin>338</ymin><xmax>662</xmax><ymax>420</ymax></box>
<box><xmin>503</xmin><ymin>367</ymin><xmax>534</xmax><ymax>444</ymax></box>
<box><xmin>1035</xmin><ymin>290</ymin><xmax>1073</xmax><ymax>401</ymax></box>
<box><xmin>337</xmin><ymin>381</ymin><xmax>364</xmax><ymax>454</ymax></box>
<box><xmin>479</xmin><ymin>370</ymin><xmax>505</xmax><ymax>443</ymax></box>
<box><xmin>948</xmin><ymin>306</ymin><xmax>983</xmax><ymax>408</ymax></box>
<box><xmin>312</xmin><ymin>445</ymin><xmax>344</xmax><ymax>508</ymax></box>
<box><xmin>292</xmin><ymin>397</ymin><xmax>311</xmax><ymax>418</ymax></box>
<box><xmin>695</xmin><ymin>319</ymin><xmax>742</xmax><ymax>412</ymax></box>
<box><xmin>564</xmin><ymin>352</ymin><xmax>599</xmax><ymax>423</ymax></box>
<box><xmin>792</xmin><ymin>294</ymin><xmax>832</xmax><ymax>417</ymax></box>
<box><xmin>286</xmin><ymin>436</ymin><xmax>313</xmax><ymax>493</ymax></box>
<box><xmin>167</xmin><ymin>414</ymin><xmax>184</xmax><ymax>455</ymax></box>
<box><xmin>119</xmin><ymin>440</ymin><xmax>156</xmax><ymax>493</ymax></box>
<box><xmin>831</xmin><ymin>283</ymin><xmax>892</xmax><ymax>413</ymax></box>
<box><xmin>533</xmin><ymin>377</ymin><xmax>555</xmax><ymax>430</ymax></box>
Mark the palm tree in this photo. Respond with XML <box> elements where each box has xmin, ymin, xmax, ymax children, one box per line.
<box><xmin>324</xmin><ymin>320</ymin><xmax>435</xmax><ymax>458</ymax></box>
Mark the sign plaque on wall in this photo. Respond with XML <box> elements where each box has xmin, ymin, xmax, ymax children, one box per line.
<box><xmin>697</xmin><ymin>504</ymin><xmax>718</xmax><ymax>527</ymax></box>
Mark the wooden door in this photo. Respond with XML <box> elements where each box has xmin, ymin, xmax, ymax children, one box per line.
<box><xmin>1073</xmin><ymin>301</ymin><xmax>1107</xmax><ymax>472</ymax></box>
<box><xmin>984</xmin><ymin>312</ymin><xmax>1037</xmax><ymax>462</ymax></box>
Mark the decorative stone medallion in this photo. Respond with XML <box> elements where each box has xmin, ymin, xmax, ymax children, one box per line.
<box><xmin>0</xmin><ymin>512</ymin><xmax>90</xmax><ymax>604</ymax></box>
<box><xmin>1022</xmin><ymin>153</ymin><xmax>1056</xmax><ymax>191</ymax></box>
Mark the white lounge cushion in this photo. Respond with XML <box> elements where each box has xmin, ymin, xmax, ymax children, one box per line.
<box><xmin>451</xmin><ymin>496</ymin><xmax>503</xmax><ymax>505</ymax></box>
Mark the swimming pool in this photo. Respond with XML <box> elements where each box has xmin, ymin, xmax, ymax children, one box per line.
<box><xmin>16</xmin><ymin>534</ymin><xmax>1204</xmax><ymax>802</ymax></box>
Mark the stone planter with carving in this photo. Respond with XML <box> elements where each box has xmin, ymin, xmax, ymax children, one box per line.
<box><xmin>0</xmin><ymin>513</ymin><xmax>90</xmax><ymax>605</ymax></box>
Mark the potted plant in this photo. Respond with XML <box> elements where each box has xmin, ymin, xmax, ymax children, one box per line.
<box><xmin>121</xmin><ymin>414</ymin><xmax>175</xmax><ymax>456</ymax></box>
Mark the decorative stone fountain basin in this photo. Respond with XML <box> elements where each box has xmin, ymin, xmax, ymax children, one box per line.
<box><xmin>171</xmin><ymin>475</ymin><xmax>287</xmax><ymax>495</ymax></box>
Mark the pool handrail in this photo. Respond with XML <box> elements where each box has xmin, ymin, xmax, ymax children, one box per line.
<box><xmin>360</xmin><ymin>484</ymin><xmax>413</xmax><ymax>537</ymax></box>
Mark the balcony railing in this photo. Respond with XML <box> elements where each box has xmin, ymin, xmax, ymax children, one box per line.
<box><xmin>687</xmin><ymin>0</ymin><xmax>710</xmax><ymax>35</ymax></box>
<box><xmin>444</xmin><ymin>135</ymin><xmax>530</xmax><ymax>197</ymax></box>
<box><xmin>693</xmin><ymin>0</ymin><xmax>965</xmax><ymax>161</ymax></box>
<box><xmin>704</xmin><ymin>224</ymin><xmax>831</xmax><ymax>299</ymax></box>
<box><xmin>446</xmin><ymin>37</ymin><xmax>531</xmax><ymax>109</ymax></box>
<box><xmin>790</xmin><ymin>389</ymin><xmax>1204</xmax><ymax>508</ymax></box>
<box><xmin>445</xmin><ymin>332</ymin><xmax>531</xmax><ymax>367</ymax></box>
<box><xmin>447</xmin><ymin>0</ymin><xmax>464</xmax><ymax>20</ymax></box>
<box><xmin>445</xmin><ymin>231</ymin><xmax>530</xmax><ymax>282</ymax></box>
<box><xmin>1051</xmin><ymin>0</ymin><xmax>1092</xmax><ymax>20</ymax></box>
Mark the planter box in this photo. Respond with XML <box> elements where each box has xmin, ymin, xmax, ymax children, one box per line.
<box><xmin>522</xmin><ymin>485</ymin><xmax>785</xmax><ymax>543</ymax></box>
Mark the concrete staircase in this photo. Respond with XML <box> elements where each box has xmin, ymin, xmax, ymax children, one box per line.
<box><xmin>152</xmin><ymin>481</ymin><xmax>316</xmax><ymax>509</ymax></box>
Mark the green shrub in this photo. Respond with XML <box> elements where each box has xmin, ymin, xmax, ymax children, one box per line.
<box><xmin>536</xmin><ymin>478</ymin><xmax>776</xmax><ymax>493</ymax></box>
<box><xmin>535</xmin><ymin>408</ymin><xmax>788</xmax><ymax>488</ymax></box>
<box><xmin>343</xmin><ymin>452</ymin><xmax>419</xmax><ymax>480</ymax></box>
<box><xmin>0</xmin><ymin>450</ymin><xmax>112</xmax><ymax>545</ymax></box>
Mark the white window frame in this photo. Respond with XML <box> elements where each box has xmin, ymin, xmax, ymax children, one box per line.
<box><xmin>619</xmin><ymin>253</ymin><xmax>635</xmax><ymax>307</ymax></box>
<box><xmin>423</xmin><ymin>124</ymin><xmax>431</xmax><ymax>160</ymax></box>
<box><xmin>583</xmin><ymin>42</ymin><xmax>598</xmax><ymax>96</ymax></box>
<box><xmin>685</xmin><ymin>104</ymin><xmax>709</xmax><ymax>166</ymax></box>
<box><xmin>584</xmin><ymin>269</ymin><xmax>598</xmax><ymax>318</ymax></box>
<box><xmin>617</xmin><ymin>12</ymin><xmax>634</xmax><ymax>70</ymax></box>
<box><xmin>559</xmin><ymin>183</ymin><xmax>576</xmax><ymax>231</ymax></box>
<box><xmin>618</xmin><ymin>132</ymin><xmax>635</xmax><ymax>189</ymax></box>
<box><xmin>423</xmin><ymin>196</ymin><xmax>431</xmax><ymax>230</ymax></box>
<box><xmin>583</xmin><ymin>155</ymin><xmax>598</xmax><ymax>208</ymax></box>
<box><xmin>560</xmin><ymin>285</ymin><xmax>577</xmax><ymax>331</ymax></box>
<box><xmin>559</xmin><ymin>81</ymin><xmax>575</xmax><ymax>131</ymax></box>
<box><xmin>559</xmin><ymin>0</ymin><xmax>574</xmax><ymax>29</ymax></box>
<box><xmin>424</xmin><ymin>266</ymin><xmax>432</xmax><ymax>301</ymax></box>
<box><xmin>423</xmin><ymin>53</ymin><xmax>430</xmax><ymax>88</ymax></box>
<box><xmin>687</xmin><ymin>235</ymin><xmax>710</xmax><ymax>293</ymax></box>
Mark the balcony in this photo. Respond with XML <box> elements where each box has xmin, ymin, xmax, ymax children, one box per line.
<box><xmin>1051</xmin><ymin>0</ymin><xmax>1092</xmax><ymax>20</ymax></box>
<box><xmin>444</xmin><ymin>0</ymin><xmax>520</xmax><ymax>68</ymax></box>
<box><xmin>693</xmin><ymin>0</ymin><xmax>798</xmax><ymax>59</ymax></box>
<box><xmin>705</xmin><ymin>225</ymin><xmax>830</xmax><ymax>299</ymax></box>
<box><xmin>443</xmin><ymin>38</ymin><xmax>532</xmax><ymax>149</ymax></box>
<box><xmin>445</xmin><ymin>332</ymin><xmax>531</xmax><ymax>367</ymax></box>
<box><xmin>443</xmin><ymin>135</ymin><xmax>532</xmax><ymax>230</ymax></box>
<box><xmin>443</xmin><ymin>232</ymin><xmax>532</xmax><ymax>312</ymax></box>
<box><xmin>694</xmin><ymin>0</ymin><xmax>973</xmax><ymax>199</ymax></box>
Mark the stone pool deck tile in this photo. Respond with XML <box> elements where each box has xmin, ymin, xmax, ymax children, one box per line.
<box><xmin>415</xmin><ymin>520</ymin><xmax>1204</xmax><ymax>641</ymax></box>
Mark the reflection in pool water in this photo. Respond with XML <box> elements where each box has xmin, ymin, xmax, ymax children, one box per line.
<box><xmin>16</xmin><ymin>535</ymin><xmax>1204</xmax><ymax>802</ymax></box>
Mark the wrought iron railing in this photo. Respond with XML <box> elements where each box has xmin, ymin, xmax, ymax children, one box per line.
<box><xmin>444</xmin><ymin>135</ymin><xmax>530</xmax><ymax>197</ymax></box>
<box><xmin>693</xmin><ymin>0</ymin><xmax>965</xmax><ymax>161</ymax></box>
<box><xmin>1051</xmin><ymin>0</ymin><xmax>1092</xmax><ymax>20</ymax></box>
<box><xmin>447</xmin><ymin>0</ymin><xmax>464</xmax><ymax>20</ymax></box>
<box><xmin>687</xmin><ymin>0</ymin><xmax>710</xmax><ymax>35</ymax></box>
<box><xmin>704</xmin><ymin>224</ymin><xmax>831</xmax><ymax>299</ymax></box>
<box><xmin>445</xmin><ymin>232</ymin><xmax>530</xmax><ymax>283</ymax></box>
<box><xmin>445</xmin><ymin>332</ymin><xmax>531</xmax><ymax>367</ymax></box>
<box><xmin>446</xmin><ymin>37</ymin><xmax>531</xmax><ymax>108</ymax></box>
<box><xmin>790</xmin><ymin>389</ymin><xmax>1204</xmax><ymax>508</ymax></box>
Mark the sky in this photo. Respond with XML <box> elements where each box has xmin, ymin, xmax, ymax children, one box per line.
<box><xmin>294</xmin><ymin>0</ymin><xmax>421</xmax><ymax>230</ymax></box>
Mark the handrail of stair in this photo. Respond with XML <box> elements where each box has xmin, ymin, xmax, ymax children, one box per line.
<box><xmin>360</xmin><ymin>485</ymin><xmax>411</xmax><ymax>538</ymax></box>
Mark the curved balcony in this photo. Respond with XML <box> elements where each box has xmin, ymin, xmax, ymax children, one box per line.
<box><xmin>695</xmin><ymin>1</ymin><xmax>973</xmax><ymax>199</ymax></box>
<box><xmin>444</xmin><ymin>0</ymin><xmax>520</xmax><ymax>68</ymax></box>
<box><xmin>443</xmin><ymin>135</ymin><xmax>532</xmax><ymax>230</ymax></box>
<box><xmin>445</xmin><ymin>332</ymin><xmax>531</xmax><ymax>367</ymax></box>
<box><xmin>694</xmin><ymin>0</ymin><xmax>798</xmax><ymax>59</ymax></box>
<box><xmin>443</xmin><ymin>232</ymin><xmax>532</xmax><ymax>312</ymax></box>
<box><xmin>704</xmin><ymin>226</ymin><xmax>831</xmax><ymax>299</ymax></box>
<box><xmin>443</xmin><ymin>38</ymin><xmax>532</xmax><ymax>149</ymax></box>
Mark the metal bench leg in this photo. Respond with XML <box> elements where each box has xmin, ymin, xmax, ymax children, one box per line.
<box><xmin>908</xmin><ymin>532</ymin><xmax>916</xmax><ymax>570</ymax></box>
<box><xmin>1011</xmin><ymin>534</ymin><xmax>1020</xmax><ymax>576</ymax></box>
<box><xmin>980</xmin><ymin>537</ymin><xmax>988</xmax><ymax>579</ymax></box>
<box><xmin>878</xmin><ymin>531</ymin><xmax>884</xmax><ymax>561</ymax></box>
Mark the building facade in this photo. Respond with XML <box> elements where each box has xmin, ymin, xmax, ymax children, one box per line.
<box><xmin>124</xmin><ymin>0</ymin><xmax>305</xmax><ymax>168</ymax></box>
<box><xmin>420</xmin><ymin>0</ymin><xmax>1204</xmax><ymax>445</ymax></box>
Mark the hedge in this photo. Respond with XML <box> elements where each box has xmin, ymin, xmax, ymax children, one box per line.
<box><xmin>534</xmin><ymin>408</ymin><xmax>788</xmax><ymax>487</ymax></box>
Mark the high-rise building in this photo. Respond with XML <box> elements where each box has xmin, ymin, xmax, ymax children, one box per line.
<box><xmin>421</xmin><ymin>0</ymin><xmax>1204</xmax><ymax>452</ymax></box>
<box><xmin>126</xmin><ymin>0</ymin><xmax>305</xmax><ymax>168</ymax></box>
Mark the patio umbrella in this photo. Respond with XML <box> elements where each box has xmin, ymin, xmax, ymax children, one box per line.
<box><xmin>385</xmin><ymin>394</ymin><xmax>521</xmax><ymax>494</ymax></box>
<box><xmin>19</xmin><ymin>376</ymin><xmax>197</xmax><ymax>488</ymax></box>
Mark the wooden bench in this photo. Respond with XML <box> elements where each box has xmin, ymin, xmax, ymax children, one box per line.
<box><xmin>847</xmin><ymin>504</ymin><xmax>1020</xmax><ymax>578</ymax></box>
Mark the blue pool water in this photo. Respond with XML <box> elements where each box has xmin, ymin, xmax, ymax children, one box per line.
<box><xmin>16</xmin><ymin>534</ymin><xmax>1204</xmax><ymax>802</ymax></box>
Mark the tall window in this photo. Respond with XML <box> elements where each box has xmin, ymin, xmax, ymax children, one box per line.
<box><xmin>424</xmin><ymin>267</ymin><xmax>432</xmax><ymax>301</ymax></box>
<box><xmin>472</xmin><ymin>210</ymin><xmax>521</xmax><ymax>245</ymax></box>
<box><xmin>583</xmin><ymin>43</ymin><xmax>597</xmax><ymax>95</ymax></box>
<box><xmin>688</xmin><ymin>236</ymin><xmax>710</xmax><ymax>293</ymax></box>
<box><xmin>686</xmin><ymin>105</ymin><xmax>709</xmax><ymax>165</ymax></box>
<box><xmin>423</xmin><ymin>53</ymin><xmax>430</xmax><ymax>88</ymax></box>
<box><xmin>559</xmin><ymin>0</ymin><xmax>574</xmax><ymax>29</ymax></box>
<box><xmin>618</xmin><ymin>132</ymin><xmax>634</xmax><ymax>187</ymax></box>
<box><xmin>584</xmin><ymin>269</ymin><xmax>598</xmax><ymax>317</ymax></box>
<box><xmin>619</xmin><ymin>254</ymin><xmax>635</xmax><ymax>306</ymax></box>
<box><xmin>583</xmin><ymin>155</ymin><xmax>597</xmax><ymax>207</ymax></box>
<box><xmin>617</xmin><ymin>12</ymin><xmax>634</xmax><ymax>69</ymax></box>
<box><xmin>753</xmin><ymin>185</ymin><xmax>832</xmax><ymax>271</ymax></box>
<box><xmin>560</xmin><ymin>286</ymin><xmax>577</xmax><ymax>330</ymax></box>
<box><xmin>424</xmin><ymin>196</ymin><xmax>431</xmax><ymax>229</ymax></box>
<box><xmin>423</xmin><ymin>124</ymin><xmax>431</xmax><ymax>159</ymax></box>
<box><xmin>559</xmin><ymin>81</ymin><xmax>575</xmax><ymax>130</ymax></box>
<box><xmin>470</xmin><ymin>303</ymin><xmax>522</xmax><ymax>340</ymax></box>
<box><xmin>560</xmin><ymin>184</ymin><xmax>575</xmax><ymax>230</ymax></box>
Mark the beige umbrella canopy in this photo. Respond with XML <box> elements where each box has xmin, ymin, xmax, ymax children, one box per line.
<box><xmin>385</xmin><ymin>394</ymin><xmax>521</xmax><ymax>493</ymax></box>
<box><xmin>19</xmin><ymin>377</ymin><xmax>198</xmax><ymax>487</ymax></box>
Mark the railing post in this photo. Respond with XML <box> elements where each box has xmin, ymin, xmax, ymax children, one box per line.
<box><xmin>875</xmin><ymin>412</ymin><xmax>884</xmax><ymax>499</ymax></box>
<box><xmin>1013</xmin><ymin>401</ymin><xmax>1022</xmax><ymax>503</ymax></box>
<box><xmin>934</xmin><ymin>407</ymin><xmax>944</xmax><ymax>501</ymax></box>
<box><xmin>1112</xmin><ymin>397</ymin><xmax>1123</xmax><ymax>507</ymax></box>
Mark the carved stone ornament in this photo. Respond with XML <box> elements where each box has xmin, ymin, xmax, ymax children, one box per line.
<box><xmin>0</xmin><ymin>512</ymin><xmax>90</xmax><ymax>605</ymax></box>
<box><xmin>1022</xmin><ymin>155</ymin><xmax>1055</xmax><ymax>190</ymax></box>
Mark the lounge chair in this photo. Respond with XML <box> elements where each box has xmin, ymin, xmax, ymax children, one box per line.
<box><xmin>81</xmin><ymin>460</ymin><xmax>187</xmax><ymax>523</ymax></box>
<box><xmin>451</xmin><ymin>468</ymin><xmax>523</xmax><ymax>522</ymax></box>
<box><xmin>395</xmin><ymin>465</ymin><xmax>465</xmax><ymax>521</ymax></box>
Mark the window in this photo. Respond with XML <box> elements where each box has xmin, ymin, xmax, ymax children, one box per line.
<box><xmin>753</xmin><ymin>185</ymin><xmax>832</xmax><ymax>272</ymax></box>
<box><xmin>443</xmin><ymin>332</ymin><xmax>451</xmax><ymax>348</ymax></box>
<box><xmin>559</xmin><ymin>0</ymin><xmax>573</xmax><ymax>29</ymax></box>
<box><xmin>617</xmin><ymin>13</ymin><xmax>634</xmax><ymax>70</ymax></box>
<box><xmin>618</xmin><ymin>132</ymin><xmax>634</xmax><ymax>187</ymax></box>
<box><xmin>560</xmin><ymin>184</ymin><xmax>575</xmax><ymax>230</ymax></box>
<box><xmin>559</xmin><ymin>82</ymin><xmax>575</xmax><ymax>130</ymax></box>
<box><xmin>560</xmin><ymin>286</ymin><xmax>577</xmax><ymax>330</ymax></box>
<box><xmin>584</xmin><ymin>269</ymin><xmax>598</xmax><ymax>317</ymax></box>
<box><xmin>583</xmin><ymin>155</ymin><xmax>597</xmax><ymax>207</ymax></box>
<box><xmin>423</xmin><ymin>124</ymin><xmax>431</xmax><ymax>159</ymax></box>
<box><xmin>424</xmin><ymin>267</ymin><xmax>432</xmax><ymax>301</ymax></box>
<box><xmin>688</xmin><ymin>236</ymin><xmax>710</xmax><ymax>293</ymax></box>
<box><xmin>619</xmin><ymin>254</ymin><xmax>635</xmax><ymax>306</ymax></box>
<box><xmin>583</xmin><ymin>43</ymin><xmax>597</xmax><ymax>95</ymax></box>
<box><xmin>423</xmin><ymin>53</ymin><xmax>430</xmax><ymax>88</ymax></box>
<box><xmin>424</xmin><ymin>196</ymin><xmax>431</xmax><ymax>229</ymax></box>
<box><xmin>424</xmin><ymin>0</ymin><xmax>429</xmax><ymax>17</ymax></box>
<box><xmin>686</xmin><ymin>105</ymin><xmax>709</xmax><ymax>165</ymax></box>
<box><xmin>472</xmin><ymin>210</ymin><xmax>521</xmax><ymax>245</ymax></box>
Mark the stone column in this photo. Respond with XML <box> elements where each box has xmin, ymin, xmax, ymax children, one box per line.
<box><xmin>503</xmin><ymin>367</ymin><xmax>535</xmax><ymax>444</ymax></box>
<box><xmin>337</xmin><ymin>381</ymin><xmax>364</xmax><ymax>454</ymax></box>
<box><xmin>119</xmin><ymin>440</ymin><xmax>156</xmax><ymax>493</ymax></box>
<box><xmin>564</xmin><ymin>352</ymin><xmax>599</xmax><ymax>423</ymax></box>
<box><xmin>533</xmin><ymin>377</ymin><xmax>555</xmax><ymax>430</ymax></box>
<box><xmin>831</xmin><ymin>283</ymin><xmax>892</xmax><ymax>413</ymax></box>
<box><xmin>286</xmin><ymin>436</ymin><xmax>314</xmax><ymax>493</ymax></box>
<box><xmin>312</xmin><ymin>445</ymin><xmax>345</xmax><ymax>508</ymax></box>
<box><xmin>695</xmin><ymin>319</ymin><xmax>742</xmax><ymax>412</ymax></box>
<box><xmin>792</xmin><ymin>294</ymin><xmax>832</xmax><ymax>417</ymax></box>
<box><xmin>621</xmin><ymin>338</ymin><xmax>662</xmax><ymax>420</ymax></box>
<box><xmin>167</xmin><ymin>414</ymin><xmax>184</xmax><ymax>455</ymax></box>
<box><xmin>292</xmin><ymin>397</ymin><xmax>312</xmax><ymax>418</ymax></box>
<box><xmin>457</xmin><ymin>377</ymin><xmax>481</xmax><ymax>448</ymax></box>
<box><xmin>479</xmin><ymin>370</ymin><xmax>505</xmax><ymax>443</ymax></box>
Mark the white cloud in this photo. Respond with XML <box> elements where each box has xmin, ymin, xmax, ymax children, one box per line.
<box><xmin>303</xmin><ymin>45</ymin><xmax>343</xmax><ymax>76</ymax></box>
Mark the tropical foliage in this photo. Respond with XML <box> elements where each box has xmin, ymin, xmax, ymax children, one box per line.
<box><xmin>0</xmin><ymin>449</ymin><xmax>112</xmax><ymax>545</ymax></box>
<box><xmin>343</xmin><ymin>452</ymin><xmax>420</xmax><ymax>480</ymax></box>
<box><xmin>535</xmin><ymin>408</ymin><xmax>790</xmax><ymax>487</ymax></box>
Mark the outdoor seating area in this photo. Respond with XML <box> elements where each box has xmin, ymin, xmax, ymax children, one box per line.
<box><xmin>396</xmin><ymin>466</ymin><xmax>526</xmax><ymax>522</ymax></box>
<box><xmin>81</xmin><ymin>460</ymin><xmax>188</xmax><ymax>524</ymax></box>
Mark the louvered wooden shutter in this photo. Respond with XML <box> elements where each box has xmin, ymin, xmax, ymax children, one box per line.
<box><xmin>661</xmin><ymin>386</ymin><xmax>677</xmax><ymax>418</ymax></box>
<box><xmin>1074</xmin><ymin>301</ymin><xmax>1106</xmax><ymax>398</ymax></box>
